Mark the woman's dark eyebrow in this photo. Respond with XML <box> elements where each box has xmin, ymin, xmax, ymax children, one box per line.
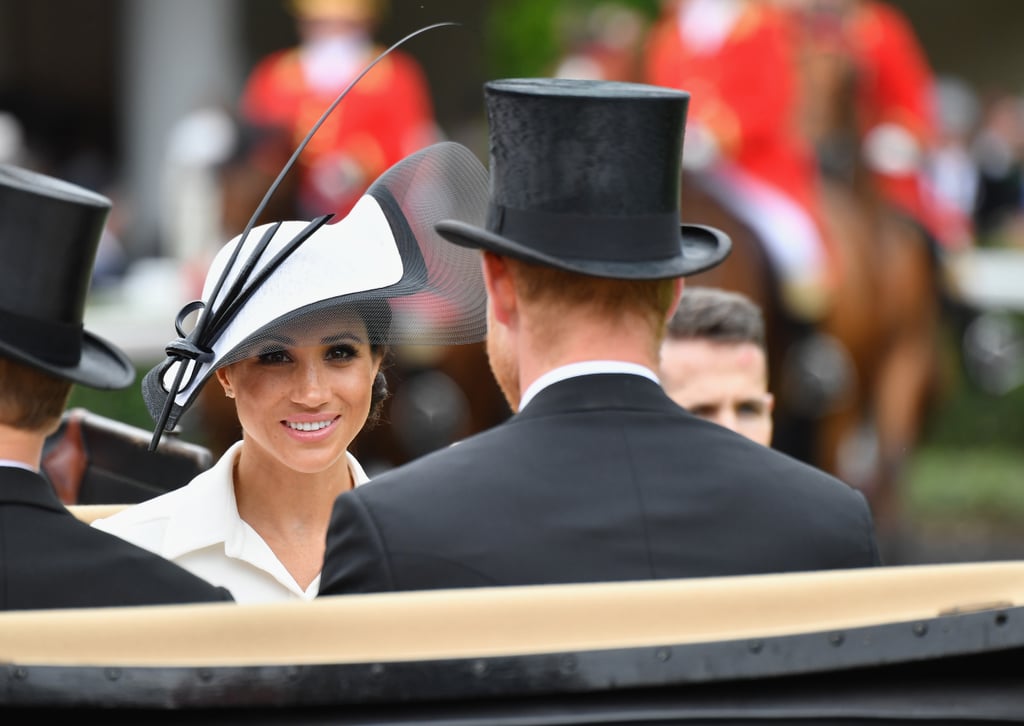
<box><xmin>320</xmin><ymin>331</ymin><xmax>365</xmax><ymax>345</ymax></box>
<box><xmin>262</xmin><ymin>333</ymin><xmax>295</xmax><ymax>346</ymax></box>
<box><xmin>261</xmin><ymin>330</ymin><xmax>364</xmax><ymax>347</ymax></box>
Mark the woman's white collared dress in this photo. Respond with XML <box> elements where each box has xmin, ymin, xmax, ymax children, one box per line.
<box><xmin>92</xmin><ymin>441</ymin><xmax>369</xmax><ymax>603</ymax></box>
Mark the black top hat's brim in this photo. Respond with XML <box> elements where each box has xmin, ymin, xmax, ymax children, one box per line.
<box><xmin>0</xmin><ymin>330</ymin><xmax>135</xmax><ymax>390</ymax></box>
<box><xmin>435</xmin><ymin>220</ymin><xmax>731</xmax><ymax>280</ymax></box>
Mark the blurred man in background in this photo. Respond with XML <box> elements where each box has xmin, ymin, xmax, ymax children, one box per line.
<box><xmin>661</xmin><ymin>286</ymin><xmax>774</xmax><ymax>447</ymax></box>
<box><xmin>239</xmin><ymin>0</ymin><xmax>439</xmax><ymax>219</ymax></box>
<box><xmin>786</xmin><ymin>0</ymin><xmax>973</xmax><ymax>250</ymax></box>
<box><xmin>644</xmin><ymin>0</ymin><xmax>836</xmax><ymax>323</ymax></box>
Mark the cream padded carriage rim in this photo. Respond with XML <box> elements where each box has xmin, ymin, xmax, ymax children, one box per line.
<box><xmin>69</xmin><ymin>504</ymin><xmax>129</xmax><ymax>524</ymax></box>
<box><xmin>0</xmin><ymin>561</ymin><xmax>1022</xmax><ymax>667</ymax></box>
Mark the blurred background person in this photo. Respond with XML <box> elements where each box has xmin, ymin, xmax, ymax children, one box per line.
<box><xmin>661</xmin><ymin>287</ymin><xmax>774</xmax><ymax>447</ymax></box>
<box><xmin>971</xmin><ymin>90</ymin><xmax>1024</xmax><ymax>247</ymax></box>
<box><xmin>644</xmin><ymin>0</ymin><xmax>836</xmax><ymax>325</ymax></box>
<box><xmin>927</xmin><ymin>76</ymin><xmax>982</xmax><ymax>233</ymax></box>
<box><xmin>787</xmin><ymin>0</ymin><xmax>973</xmax><ymax>251</ymax></box>
<box><xmin>160</xmin><ymin>103</ymin><xmax>240</xmax><ymax>299</ymax></box>
<box><xmin>551</xmin><ymin>2</ymin><xmax>649</xmax><ymax>82</ymax></box>
<box><xmin>238</xmin><ymin>0</ymin><xmax>440</xmax><ymax>220</ymax></box>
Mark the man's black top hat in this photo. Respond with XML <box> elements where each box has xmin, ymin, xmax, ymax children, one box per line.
<box><xmin>0</xmin><ymin>165</ymin><xmax>134</xmax><ymax>389</ymax></box>
<box><xmin>436</xmin><ymin>78</ymin><xmax>731</xmax><ymax>279</ymax></box>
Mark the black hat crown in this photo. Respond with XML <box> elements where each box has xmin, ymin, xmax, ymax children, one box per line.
<box><xmin>436</xmin><ymin>78</ymin><xmax>730</xmax><ymax>279</ymax></box>
<box><xmin>0</xmin><ymin>164</ymin><xmax>134</xmax><ymax>389</ymax></box>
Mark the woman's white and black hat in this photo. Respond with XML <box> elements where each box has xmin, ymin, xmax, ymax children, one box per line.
<box><xmin>436</xmin><ymin>78</ymin><xmax>732</xmax><ymax>279</ymax></box>
<box><xmin>0</xmin><ymin>164</ymin><xmax>134</xmax><ymax>389</ymax></box>
<box><xmin>143</xmin><ymin>141</ymin><xmax>488</xmax><ymax>444</ymax></box>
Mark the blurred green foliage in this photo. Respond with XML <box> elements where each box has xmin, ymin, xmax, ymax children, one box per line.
<box><xmin>921</xmin><ymin>373</ymin><xmax>1024</xmax><ymax>448</ymax></box>
<box><xmin>67</xmin><ymin>369</ymin><xmax>154</xmax><ymax>433</ymax></box>
<box><xmin>902</xmin><ymin>315</ymin><xmax>1024</xmax><ymax>527</ymax></box>
<box><xmin>907</xmin><ymin>446</ymin><xmax>1024</xmax><ymax>527</ymax></box>
<box><xmin>486</xmin><ymin>0</ymin><xmax>659</xmax><ymax>78</ymax></box>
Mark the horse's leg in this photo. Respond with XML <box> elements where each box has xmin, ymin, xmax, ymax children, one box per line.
<box><xmin>866</xmin><ymin>217</ymin><xmax>942</xmax><ymax>538</ymax></box>
<box><xmin>812</xmin><ymin>181</ymin><xmax>883</xmax><ymax>485</ymax></box>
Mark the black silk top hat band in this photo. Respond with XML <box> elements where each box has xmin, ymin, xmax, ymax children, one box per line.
<box><xmin>0</xmin><ymin>164</ymin><xmax>134</xmax><ymax>389</ymax></box>
<box><xmin>436</xmin><ymin>77</ymin><xmax>731</xmax><ymax>279</ymax></box>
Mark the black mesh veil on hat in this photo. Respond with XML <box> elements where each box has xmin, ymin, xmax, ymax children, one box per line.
<box><xmin>142</xmin><ymin>140</ymin><xmax>489</xmax><ymax>447</ymax></box>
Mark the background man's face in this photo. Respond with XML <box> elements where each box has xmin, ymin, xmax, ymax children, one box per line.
<box><xmin>660</xmin><ymin>338</ymin><xmax>774</xmax><ymax>447</ymax></box>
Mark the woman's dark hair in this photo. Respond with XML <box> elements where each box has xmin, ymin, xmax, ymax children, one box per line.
<box><xmin>365</xmin><ymin>345</ymin><xmax>392</xmax><ymax>429</ymax></box>
<box><xmin>358</xmin><ymin>297</ymin><xmax>394</xmax><ymax>429</ymax></box>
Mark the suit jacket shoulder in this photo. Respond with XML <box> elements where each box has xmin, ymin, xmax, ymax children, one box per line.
<box><xmin>0</xmin><ymin>467</ymin><xmax>234</xmax><ymax>610</ymax></box>
<box><xmin>321</xmin><ymin>375</ymin><xmax>880</xmax><ymax>596</ymax></box>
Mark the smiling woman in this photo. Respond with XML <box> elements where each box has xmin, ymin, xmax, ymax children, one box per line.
<box><xmin>91</xmin><ymin>141</ymin><xmax>489</xmax><ymax>603</ymax></box>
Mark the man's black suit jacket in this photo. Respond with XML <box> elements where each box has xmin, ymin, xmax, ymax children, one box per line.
<box><xmin>321</xmin><ymin>374</ymin><xmax>881</xmax><ymax>595</ymax></box>
<box><xmin>0</xmin><ymin>466</ymin><xmax>233</xmax><ymax>610</ymax></box>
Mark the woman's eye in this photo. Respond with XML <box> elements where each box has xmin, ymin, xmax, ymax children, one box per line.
<box><xmin>326</xmin><ymin>344</ymin><xmax>358</xmax><ymax>361</ymax></box>
<box><xmin>257</xmin><ymin>349</ymin><xmax>291</xmax><ymax>364</ymax></box>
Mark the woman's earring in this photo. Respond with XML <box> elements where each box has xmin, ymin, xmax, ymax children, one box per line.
<box><xmin>225</xmin><ymin>389</ymin><xmax>234</xmax><ymax>399</ymax></box>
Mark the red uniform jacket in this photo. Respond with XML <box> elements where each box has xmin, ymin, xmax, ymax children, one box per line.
<box><xmin>241</xmin><ymin>47</ymin><xmax>437</xmax><ymax>217</ymax></box>
<box><xmin>644</xmin><ymin>1</ymin><xmax>821</xmax><ymax>219</ymax></box>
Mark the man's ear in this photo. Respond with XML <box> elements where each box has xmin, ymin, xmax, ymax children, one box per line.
<box><xmin>482</xmin><ymin>251</ymin><xmax>516</xmax><ymax>326</ymax></box>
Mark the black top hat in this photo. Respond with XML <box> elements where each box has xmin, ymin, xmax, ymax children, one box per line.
<box><xmin>437</xmin><ymin>78</ymin><xmax>731</xmax><ymax>279</ymax></box>
<box><xmin>0</xmin><ymin>165</ymin><xmax>134</xmax><ymax>389</ymax></box>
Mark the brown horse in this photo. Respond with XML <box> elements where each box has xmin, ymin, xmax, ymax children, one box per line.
<box><xmin>680</xmin><ymin>172</ymin><xmax>822</xmax><ymax>465</ymax></box>
<box><xmin>805</xmin><ymin>29</ymin><xmax>946</xmax><ymax>540</ymax></box>
<box><xmin>819</xmin><ymin>175</ymin><xmax>942</xmax><ymax>538</ymax></box>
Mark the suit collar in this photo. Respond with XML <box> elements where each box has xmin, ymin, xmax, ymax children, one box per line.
<box><xmin>519</xmin><ymin>362</ymin><xmax>659</xmax><ymax>410</ymax></box>
<box><xmin>0</xmin><ymin>466</ymin><xmax>66</xmax><ymax>512</ymax></box>
<box><xmin>518</xmin><ymin>373</ymin><xmax>679</xmax><ymax>418</ymax></box>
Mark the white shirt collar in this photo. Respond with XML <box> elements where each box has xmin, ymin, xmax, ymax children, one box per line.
<box><xmin>92</xmin><ymin>442</ymin><xmax>371</xmax><ymax>603</ymax></box>
<box><xmin>162</xmin><ymin>442</ymin><xmax>370</xmax><ymax>559</ymax></box>
<box><xmin>0</xmin><ymin>459</ymin><xmax>36</xmax><ymax>472</ymax></box>
<box><xmin>518</xmin><ymin>361</ymin><xmax>660</xmax><ymax>411</ymax></box>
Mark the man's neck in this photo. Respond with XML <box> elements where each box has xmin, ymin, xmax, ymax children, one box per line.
<box><xmin>0</xmin><ymin>422</ymin><xmax>46</xmax><ymax>470</ymax></box>
<box><xmin>517</xmin><ymin>318</ymin><xmax>661</xmax><ymax>403</ymax></box>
